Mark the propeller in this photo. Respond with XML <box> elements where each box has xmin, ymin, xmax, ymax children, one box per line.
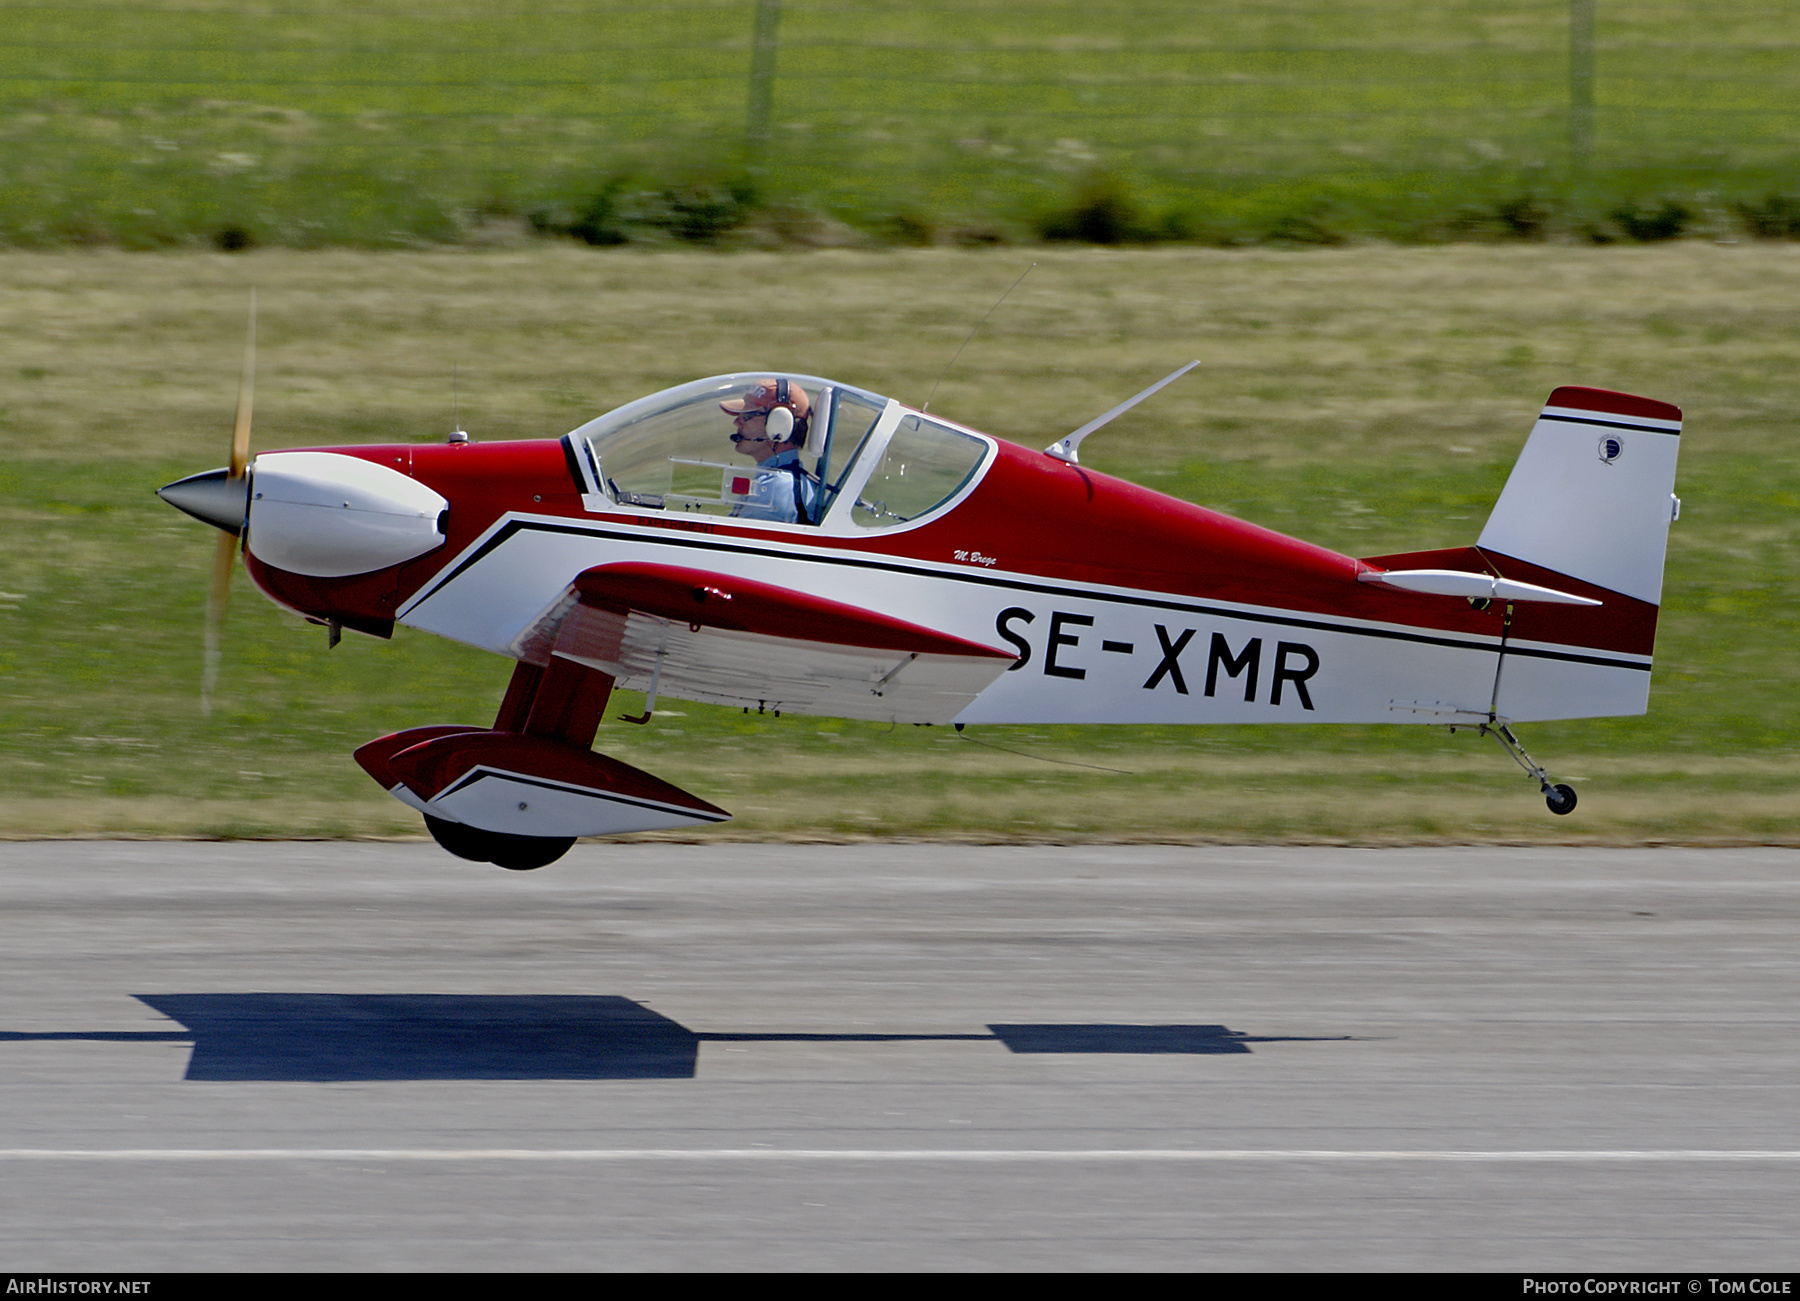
<box><xmin>202</xmin><ymin>290</ymin><xmax>256</xmax><ymax>715</ymax></box>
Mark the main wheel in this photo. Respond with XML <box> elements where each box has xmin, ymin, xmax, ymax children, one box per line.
<box><xmin>484</xmin><ymin>832</ymin><xmax>577</xmax><ymax>871</ymax></box>
<box><xmin>1545</xmin><ymin>784</ymin><xmax>1578</xmax><ymax>816</ymax></box>
<box><xmin>425</xmin><ymin>813</ymin><xmax>502</xmax><ymax>862</ymax></box>
<box><xmin>424</xmin><ymin>815</ymin><xmax>573</xmax><ymax>869</ymax></box>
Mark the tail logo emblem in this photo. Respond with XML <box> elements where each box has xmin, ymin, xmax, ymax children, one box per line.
<box><xmin>1597</xmin><ymin>434</ymin><xmax>1624</xmax><ymax>465</ymax></box>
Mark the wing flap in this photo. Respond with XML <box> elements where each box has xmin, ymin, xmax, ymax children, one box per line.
<box><xmin>573</xmin><ymin>562</ymin><xmax>1012</xmax><ymax>659</ymax></box>
<box><xmin>510</xmin><ymin>561</ymin><xmax>1015</xmax><ymax>723</ymax></box>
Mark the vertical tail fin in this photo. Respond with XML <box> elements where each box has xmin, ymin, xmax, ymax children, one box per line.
<box><xmin>1477</xmin><ymin>387</ymin><xmax>1682</xmax><ymax>603</ymax></box>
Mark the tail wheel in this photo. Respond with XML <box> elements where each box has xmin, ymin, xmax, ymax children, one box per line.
<box><xmin>423</xmin><ymin>814</ymin><xmax>575</xmax><ymax>871</ymax></box>
<box><xmin>1479</xmin><ymin>723</ymin><xmax>1579</xmax><ymax>817</ymax></box>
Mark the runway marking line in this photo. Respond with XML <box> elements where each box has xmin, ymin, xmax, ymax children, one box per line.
<box><xmin>4</xmin><ymin>1149</ymin><xmax>1800</xmax><ymax>1162</ymax></box>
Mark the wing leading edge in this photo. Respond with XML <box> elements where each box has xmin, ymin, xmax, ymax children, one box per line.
<box><xmin>509</xmin><ymin>561</ymin><xmax>1016</xmax><ymax>724</ymax></box>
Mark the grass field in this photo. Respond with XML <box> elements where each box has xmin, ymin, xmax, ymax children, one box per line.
<box><xmin>0</xmin><ymin>243</ymin><xmax>1795</xmax><ymax>842</ymax></box>
<box><xmin>3</xmin><ymin>1</ymin><xmax>1800</xmax><ymax>249</ymax></box>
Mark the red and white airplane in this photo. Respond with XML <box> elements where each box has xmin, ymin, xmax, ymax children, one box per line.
<box><xmin>159</xmin><ymin>364</ymin><xmax>1682</xmax><ymax>869</ymax></box>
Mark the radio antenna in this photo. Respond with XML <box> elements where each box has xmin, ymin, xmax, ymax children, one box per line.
<box><xmin>923</xmin><ymin>262</ymin><xmax>1034</xmax><ymax>413</ymax></box>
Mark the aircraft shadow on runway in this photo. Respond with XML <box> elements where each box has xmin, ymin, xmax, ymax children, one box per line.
<box><xmin>1</xmin><ymin>994</ymin><xmax>1340</xmax><ymax>1081</ymax></box>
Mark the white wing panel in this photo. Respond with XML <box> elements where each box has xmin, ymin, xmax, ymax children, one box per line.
<box><xmin>516</xmin><ymin>595</ymin><xmax>1007</xmax><ymax>724</ymax></box>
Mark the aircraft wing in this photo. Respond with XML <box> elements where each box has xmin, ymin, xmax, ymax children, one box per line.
<box><xmin>509</xmin><ymin>561</ymin><xmax>1016</xmax><ymax>723</ymax></box>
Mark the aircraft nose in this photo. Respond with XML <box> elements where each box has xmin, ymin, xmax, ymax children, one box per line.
<box><xmin>157</xmin><ymin>467</ymin><xmax>249</xmax><ymax>536</ymax></box>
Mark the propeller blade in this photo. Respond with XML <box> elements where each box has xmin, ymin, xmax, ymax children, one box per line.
<box><xmin>201</xmin><ymin>529</ymin><xmax>236</xmax><ymax>716</ymax></box>
<box><xmin>203</xmin><ymin>290</ymin><xmax>255</xmax><ymax>715</ymax></box>
<box><xmin>228</xmin><ymin>288</ymin><xmax>255</xmax><ymax>479</ymax></box>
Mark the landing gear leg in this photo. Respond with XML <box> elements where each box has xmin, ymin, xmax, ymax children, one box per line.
<box><xmin>1477</xmin><ymin>722</ymin><xmax>1577</xmax><ymax>815</ymax></box>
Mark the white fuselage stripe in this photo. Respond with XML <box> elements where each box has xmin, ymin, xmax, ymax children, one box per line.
<box><xmin>401</xmin><ymin>514</ymin><xmax>1649</xmax><ymax>672</ymax></box>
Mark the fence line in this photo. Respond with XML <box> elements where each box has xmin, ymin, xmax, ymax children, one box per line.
<box><xmin>1</xmin><ymin>1</ymin><xmax>1797</xmax><ymax>246</ymax></box>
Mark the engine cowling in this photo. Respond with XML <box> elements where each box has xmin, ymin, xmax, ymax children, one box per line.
<box><xmin>247</xmin><ymin>451</ymin><xmax>448</xmax><ymax>578</ymax></box>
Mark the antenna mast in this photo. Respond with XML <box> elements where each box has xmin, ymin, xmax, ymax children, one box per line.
<box><xmin>449</xmin><ymin>364</ymin><xmax>468</xmax><ymax>444</ymax></box>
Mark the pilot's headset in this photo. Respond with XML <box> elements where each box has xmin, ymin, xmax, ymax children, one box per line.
<box><xmin>727</xmin><ymin>378</ymin><xmax>814</xmax><ymax>453</ymax></box>
<box><xmin>764</xmin><ymin>377</ymin><xmax>798</xmax><ymax>444</ymax></box>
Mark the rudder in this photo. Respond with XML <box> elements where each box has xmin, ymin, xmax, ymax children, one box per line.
<box><xmin>1477</xmin><ymin>386</ymin><xmax>1682</xmax><ymax>605</ymax></box>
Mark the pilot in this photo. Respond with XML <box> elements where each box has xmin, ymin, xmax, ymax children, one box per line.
<box><xmin>721</xmin><ymin>378</ymin><xmax>819</xmax><ymax>525</ymax></box>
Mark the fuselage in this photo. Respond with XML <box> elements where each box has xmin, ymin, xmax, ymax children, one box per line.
<box><xmin>239</xmin><ymin>414</ymin><xmax>1654</xmax><ymax>728</ymax></box>
<box><xmin>157</xmin><ymin>374</ymin><xmax>1681</xmax><ymax>851</ymax></box>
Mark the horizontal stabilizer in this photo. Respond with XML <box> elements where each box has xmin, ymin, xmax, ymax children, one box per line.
<box><xmin>1356</xmin><ymin>568</ymin><xmax>1601</xmax><ymax>606</ymax></box>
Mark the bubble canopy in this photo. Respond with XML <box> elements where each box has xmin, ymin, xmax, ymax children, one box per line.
<box><xmin>564</xmin><ymin>373</ymin><xmax>993</xmax><ymax>531</ymax></box>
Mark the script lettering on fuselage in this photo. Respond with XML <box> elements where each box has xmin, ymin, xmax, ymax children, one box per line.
<box><xmin>636</xmin><ymin>514</ymin><xmax>716</xmax><ymax>535</ymax></box>
<box><xmin>996</xmin><ymin>607</ymin><xmax>1318</xmax><ymax>710</ymax></box>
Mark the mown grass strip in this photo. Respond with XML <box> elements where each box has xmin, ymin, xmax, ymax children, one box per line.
<box><xmin>0</xmin><ymin>244</ymin><xmax>1795</xmax><ymax>840</ymax></box>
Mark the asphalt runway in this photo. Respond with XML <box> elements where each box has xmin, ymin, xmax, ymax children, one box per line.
<box><xmin>2</xmin><ymin>841</ymin><xmax>1797</xmax><ymax>1272</ymax></box>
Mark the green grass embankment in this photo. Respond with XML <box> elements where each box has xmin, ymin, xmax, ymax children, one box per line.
<box><xmin>3</xmin><ymin>1</ymin><xmax>1799</xmax><ymax>250</ymax></box>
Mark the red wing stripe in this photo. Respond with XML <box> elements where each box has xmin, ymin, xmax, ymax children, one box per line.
<box><xmin>573</xmin><ymin>561</ymin><xmax>1015</xmax><ymax>661</ymax></box>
